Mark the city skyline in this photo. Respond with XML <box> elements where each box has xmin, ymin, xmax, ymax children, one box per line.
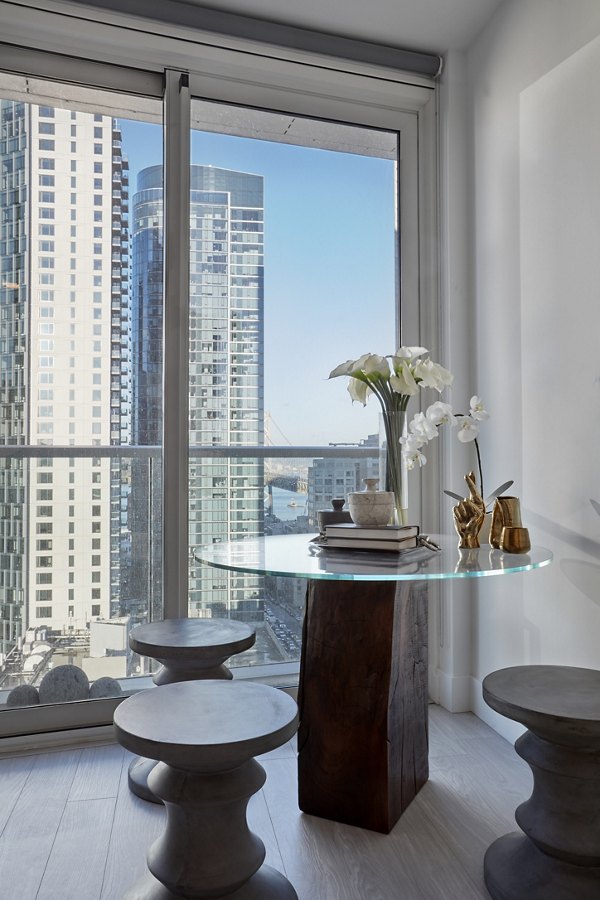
<box><xmin>0</xmin><ymin>96</ymin><xmax>389</xmax><ymax>696</ymax></box>
<box><xmin>120</xmin><ymin>117</ymin><xmax>397</xmax><ymax>446</ymax></box>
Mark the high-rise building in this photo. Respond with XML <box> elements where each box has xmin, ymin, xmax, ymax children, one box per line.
<box><xmin>130</xmin><ymin>165</ymin><xmax>265</xmax><ymax>620</ymax></box>
<box><xmin>0</xmin><ymin>100</ymin><xmax>129</xmax><ymax>655</ymax></box>
<box><xmin>306</xmin><ymin>435</ymin><xmax>379</xmax><ymax>528</ymax></box>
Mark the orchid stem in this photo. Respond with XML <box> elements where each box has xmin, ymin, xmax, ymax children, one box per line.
<box><xmin>474</xmin><ymin>437</ymin><xmax>484</xmax><ymax>502</ymax></box>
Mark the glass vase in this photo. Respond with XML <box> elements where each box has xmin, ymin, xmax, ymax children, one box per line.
<box><xmin>379</xmin><ymin>410</ymin><xmax>408</xmax><ymax>526</ymax></box>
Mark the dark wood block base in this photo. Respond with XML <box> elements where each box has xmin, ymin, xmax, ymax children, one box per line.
<box><xmin>297</xmin><ymin>578</ymin><xmax>429</xmax><ymax>833</ymax></box>
<box><xmin>484</xmin><ymin>833</ymin><xmax>600</xmax><ymax>900</ymax></box>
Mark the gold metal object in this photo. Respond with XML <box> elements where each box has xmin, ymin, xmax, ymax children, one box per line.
<box><xmin>500</xmin><ymin>526</ymin><xmax>531</xmax><ymax>554</ymax></box>
<box><xmin>490</xmin><ymin>495</ymin><xmax>522</xmax><ymax>549</ymax></box>
<box><xmin>453</xmin><ymin>471</ymin><xmax>486</xmax><ymax>549</ymax></box>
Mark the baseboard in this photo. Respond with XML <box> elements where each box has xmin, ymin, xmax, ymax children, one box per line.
<box><xmin>0</xmin><ymin>724</ymin><xmax>116</xmax><ymax>758</ymax></box>
<box><xmin>435</xmin><ymin>669</ymin><xmax>472</xmax><ymax>712</ymax></box>
<box><xmin>434</xmin><ymin>672</ymin><xmax>526</xmax><ymax>742</ymax></box>
<box><xmin>469</xmin><ymin>676</ymin><xmax>526</xmax><ymax>744</ymax></box>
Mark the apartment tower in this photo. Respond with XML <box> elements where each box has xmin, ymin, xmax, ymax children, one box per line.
<box><xmin>0</xmin><ymin>99</ymin><xmax>129</xmax><ymax>656</ymax></box>
<box><xmin>130</xmin><ymin>164</ymin><xmax>264</xmax><ymax>620</ymax></box>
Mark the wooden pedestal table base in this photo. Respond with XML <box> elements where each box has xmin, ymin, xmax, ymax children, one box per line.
<box><xmin>115</xmin><ymin>680</ymin><xmax>299</xmax><ymax>899</ymax></box>
<box><xmin>297</xmin><ymin>578</ymin><xmax>429</xmax><ymax>834</ymax></box>
<box><xmin>128</xmin><ymin>618</ymin><xmax>256</xmax><ymax>804</ymax></box>
<box><xmin>483</xmin><ymin>665</ymin><xmax>600</xmax><ymax>900</ymax></box>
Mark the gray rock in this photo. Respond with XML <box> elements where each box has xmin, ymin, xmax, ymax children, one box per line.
<box><xmin>6</xmin><ymin>684</ymin><xmax>40</xmax><ymax>707</ymax></box>
<box><xmin>89</xmin><ymin>676</ymin><xmax>122</xmax><ymax>699</ymax></box>
<box><xmin>38</xmin><ymin>664</ymin><xmax>89</xmax><ymax>703</ymax></box>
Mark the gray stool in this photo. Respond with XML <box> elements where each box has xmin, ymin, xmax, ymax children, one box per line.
<box><xmin>483</xmin><ymin>665</ymin><xmax>600</xmax><ymax>900</ymax></box>
<box><xmin>128</xmin><ymin>618</ymin><xmax>256</xmax><ymax>803</ymax></box>
<box><xmin>115</xmin><ymin>680</ymin><xmax>299</xmax><ymax>899</ymax></box>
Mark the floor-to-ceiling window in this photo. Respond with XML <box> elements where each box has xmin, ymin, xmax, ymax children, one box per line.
<box><xmin>0</xmin><ymin>72</ymin><xmax>165</xmax><ymax>733</ymax></box>
<box><xmin>186</xmin><ymin>102</ymin><xmax>398</xmax><ymax>673</ymax></box>
<box><xmin>0</xmin><ymin>21</ymin><xmax>438</xmax><ymax>732</ymax></box>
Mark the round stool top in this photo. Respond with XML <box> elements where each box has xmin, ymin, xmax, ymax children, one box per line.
<box><xmin>114</xmin><ymin>681</ymin><xmax>298</xmax><ymax>770</ymax></box>
<box><xmin>483</xmin><ymin>665</ymin><xmax>600</xmax><ymax>743</ymax></box>
<box><xmin>129</xmin><ymin>618</ymin><xmax>256</xmax><ymax>660</ymax></box>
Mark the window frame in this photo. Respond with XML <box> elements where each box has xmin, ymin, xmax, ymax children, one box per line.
<box><xmin>0</xmin><ymin>18</ymin><xmax>440</xmax><ymax>738</ymax></box>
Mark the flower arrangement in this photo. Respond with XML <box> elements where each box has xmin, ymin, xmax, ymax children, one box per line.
<box><xmin>403</xmin><ymin>395</ymin><xmax>512</xmax><ymax>513</ymax></box>
<box><xmin>328</xmin><ymin>347</ymin><xmax>453</xmax><ymax>525</ymax></box>
<box><xmin>403</xmin><ymin>394</ymin><xmax>488</xmax><ymax>493</ymax></box>
<box><xmin>329</xmin><ymin>348</ymin><xmax>510</xmax><ymax>537</ymax></box>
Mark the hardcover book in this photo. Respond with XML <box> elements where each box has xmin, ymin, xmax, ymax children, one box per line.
<box><xmin>324</xmin><ymin>522</ymin><xmax>419</xmax><ymax>541</ymax></box>
<box><xmin>324</xmin><ymin>535</ymin><xmax>419</xmax><ymax>552</ymax></box>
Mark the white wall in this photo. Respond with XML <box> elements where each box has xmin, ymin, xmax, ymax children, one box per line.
<box><xmin>450</xmin><ymin>0</ymin><xmax>600</xmax><ymax>737</ymax></box>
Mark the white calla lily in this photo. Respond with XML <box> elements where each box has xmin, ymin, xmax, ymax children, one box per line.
<box><xmin>329</xmin><ymin>359</ymin><xmax>354</xmax><ymax>378</ymax></box>
<box><xmin>393</xmin><ymin>346</ymin><xmax>428</xmax><ymax>361</ymax></box>
<box><xmin>361</xmin><ymin>353</ymin><xmax>390</xmax><ymax>378</ymax></box>
<box><xmin>347</xmin><ymin>377</ymin><xmax>370</xmax><ymax>405</ymax></box>
<box><xmin>412</xmin><ymin>358</ymin><xmax>454</xmax><ymax>392</ymax></box>
<box><xmin>328</xmin><ymin>345</ymin><xmax>466</xmax><ymax>524</ymax></box>
<box><xmin>390</xmin><ymin>362</ymin><xmax>419</xmax><ymax>395</ymax></box>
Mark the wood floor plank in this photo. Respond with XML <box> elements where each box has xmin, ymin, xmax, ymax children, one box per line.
<box><xmin>37</xmin><ymin>798</ymin><xmax>116</xmax><ymax>900</ymax></box>
<box><xmin>247</xmin><ymin>781</ymin><xmax>285</xmax><ymax>872</ymax></box>
<box><xmin>0</xmin><ymin>754</ymin><xmax>37</xmax><ymax>838</ymax></box>
<box><xmin>0</xmin><ymin>750</ymin><xmax>81</xmax><ymax>899</ymax></box>
<box><xmin>388</xmin><ymin>786</ymin><xmax>490</xmax><ymax>900</ymax></box>
<box><xmin>69</xmin><ymin>743</ymin><xmax>126</xmax><ymax>801</ymax></box>
<box><xmin>260</xmin><ymin>757</ymin><xmax>428</xmax><ymax>900</ymax></box>
<box><xmin>100</xmin><ymin>752</ymin><xmax>165</xmax><ymax>900</ymax></box>
<box><xmin>0</xmin><ymin>706</ymin><xmax>534</xmax><ymax>900</ymax></box>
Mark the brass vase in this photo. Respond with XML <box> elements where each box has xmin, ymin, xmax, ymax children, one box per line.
<box><xmin>490</xmin><ymin>496</ymin><xmax>522</xmax><ymax>549</ymax></box>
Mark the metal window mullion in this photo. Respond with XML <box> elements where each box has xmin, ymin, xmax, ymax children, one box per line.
<box><xmin>163</xmin><ymin>69</ymin><xmax>190</xmax><ymax>619</ymax></box>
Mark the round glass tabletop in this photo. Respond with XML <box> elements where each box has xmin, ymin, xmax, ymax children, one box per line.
<box><xmin>195</xmin><ymin>533</ymin><xmax>553</xmax><ymax>582</ymax></box>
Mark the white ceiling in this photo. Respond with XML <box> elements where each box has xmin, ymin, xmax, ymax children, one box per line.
<box><xmin>178</xmin><ymin>0</ymin><xmax>504</xmax><ymax>53</ymax></box>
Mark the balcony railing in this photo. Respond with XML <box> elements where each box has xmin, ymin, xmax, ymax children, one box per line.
<box><xmin>0</xmin><ymin>442</ymin><xmax>378</xmax><ymax>720</ymax></box>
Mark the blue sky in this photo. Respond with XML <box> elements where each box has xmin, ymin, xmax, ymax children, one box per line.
<box><xmin>120</xmin><ymin>120</ymin><xmax>396</xmax><ymax>445</ymax></box>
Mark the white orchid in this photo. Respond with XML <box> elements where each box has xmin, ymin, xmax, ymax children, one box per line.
<box><xmin>426</xmin><ymin>401</ymin><xmax>456</xmax><ymax>427</ymax></box>
<box><xmin>400</xmin><ymin>431</ymin><xmax>425</xmax><ymax>453</ymax></box>
<box><xmin>405</xmin><ymin>448</ymin><xmax>427</xmax><ymax>470</ymax></box>
<box><xmin>456</xmin><ymin>415</ymin><xmax>480</xmax><ymax>443</ymax></box>
<box><xmin>408</xmin><ymin>411</ymin><xmax>438</xmax><ymax>442</ymax></box>
<box><xmin>469</xmin><ymin>395</ymin><xmax>489</xmax><ymax>421</ymax></box>
<box><xmin>404</xmin><ymin>396</ymin><xmax>493</xmax><ymax>503</ymax></box>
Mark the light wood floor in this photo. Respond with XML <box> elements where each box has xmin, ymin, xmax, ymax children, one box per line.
<box><xmin>0</xmin><ymin>705</ymin><xmax>530</xmax><ymax>900</ymax></box>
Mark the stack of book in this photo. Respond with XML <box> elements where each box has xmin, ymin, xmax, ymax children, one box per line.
<box><xmin>323</xmin><ymin>522</ymin><xmax>420</xmax><ymax>552</ymax></box>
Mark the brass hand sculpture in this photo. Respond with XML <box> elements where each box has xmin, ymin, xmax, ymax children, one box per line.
<box><xmin>453</xmin><ymin>471</ymin><xmax>486</xmax><ymax>549</ymax></box>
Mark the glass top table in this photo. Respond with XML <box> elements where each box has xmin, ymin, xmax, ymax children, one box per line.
<box><xmin>195</xmin><ymin>532</ymin><xmax>553</xmax><ymax>833</ymax></box>
<box><xmin>195</xmin><ymin>532</ymin><xmax>553</xmax><ymax>582</ymax></box>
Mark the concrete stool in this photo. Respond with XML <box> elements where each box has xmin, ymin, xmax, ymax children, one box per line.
<box><xmin>482</xmin><ymin>665</ymin><xmax>600</xmax><ymax>900</ymax></box>
<box><xmin>114</xmin><ymin>680</ymin><xmax>299</xmax><ymax>900</ymax></box>
<box><xmin>128</xmin><ymin>618</ymin><xmax>256</xmax><ymax>803</ymax></box>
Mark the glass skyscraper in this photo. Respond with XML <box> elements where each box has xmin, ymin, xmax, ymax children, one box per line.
<box><xmin>130</xmin><ymin>164</ymin><xmax>265</xmax><ymax>620</ymax></box>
